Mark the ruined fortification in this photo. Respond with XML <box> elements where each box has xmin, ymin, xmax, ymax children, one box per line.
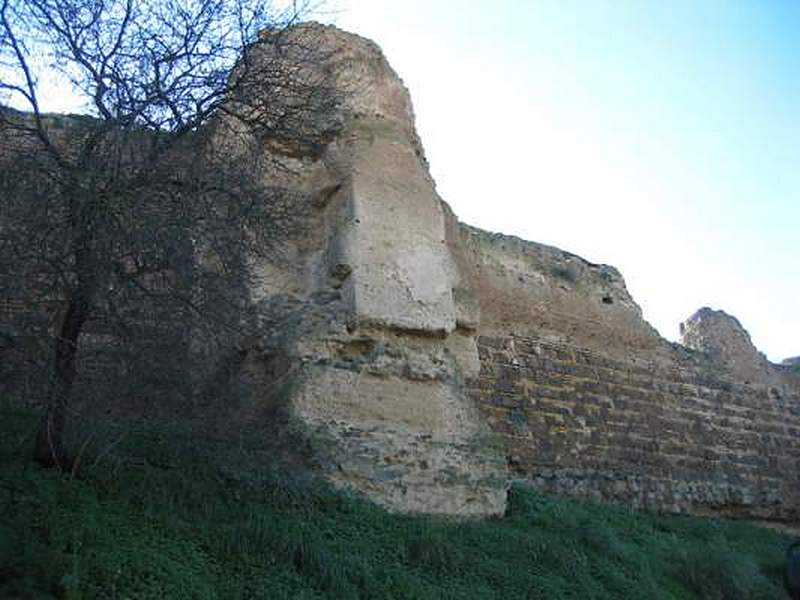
<box><xmin>5</xmin><ymin>24</ymin><xmax>794</xmax><ymax>523</ymax></box>
<box><xmin>230</xmin><ymin>24</ymin><xmax>800</xmax><ymax>523</ymax></box>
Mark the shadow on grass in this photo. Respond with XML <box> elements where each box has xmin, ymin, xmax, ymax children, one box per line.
<box><xmin>0</xmin><ymin>406</ymin><xmax>793</xmax><ymax>599</ymax></box>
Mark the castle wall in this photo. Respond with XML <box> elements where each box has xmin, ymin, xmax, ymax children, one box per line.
<box><xmin>469</xmin><ymin>334</ymin><xmax>800</xmax><ymax>522</ymax></box>
<box><xmin>247</xmin><ymin>25</ymin><xmax>799</xmax><ymax>522</ymax></box>
<box><xmin>9</xmin><ymin>23</ymin><xmax>794</xmax><ymax>522</ymax></box>
<box><xmin>239</xmin><ymin>24</ymin><xmax>507</xmax><ymax>517</ymax></box>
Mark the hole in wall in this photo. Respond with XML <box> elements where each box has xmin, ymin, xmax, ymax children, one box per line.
<box><xmin>601</xmin><ymin>295</ymin><xmax>613</xmax><ymax>305</ymax></box>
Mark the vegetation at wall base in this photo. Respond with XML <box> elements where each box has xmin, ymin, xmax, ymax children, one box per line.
<box><xmin>0</xmin><ymin>406</ymin><xmax>792</xmax><ymax>599</ymax></box>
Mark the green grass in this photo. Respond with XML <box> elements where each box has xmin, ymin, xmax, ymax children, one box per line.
<box><xmin>0</xmin><ymin>406</ymin><xmax>793</xmax><ymax>599</ymax></box>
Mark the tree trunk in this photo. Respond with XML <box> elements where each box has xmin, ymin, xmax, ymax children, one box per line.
<box><xmin>34</xmin><ymin>191</ymin><xmax>96</xmax><ymax>470</ymax></box>
<box><xmin>33</xmin><ymin>294</ymin><xmax>90</xmax><ymax>469</ymax></box>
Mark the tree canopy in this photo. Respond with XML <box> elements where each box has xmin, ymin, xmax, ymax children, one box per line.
<box><xmin>0</xmin><ymin>0</ymin><xmax>341</xmax><ymax>468</ymax></box>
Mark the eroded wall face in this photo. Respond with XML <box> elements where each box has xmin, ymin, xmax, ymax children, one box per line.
<box><xmin>469</xmin><ymin>334</ymin><xmax>800</xmax><ymax>522</ymax></box>
<box><xmin>242</xmin><ymin>24</ymin><xmax>798</xmax><ymax>521</ymax></box>
<box><xmin>346</xmin><ymin>134</ymin><xmax>455</xmax><ymax>333</ymax></box>
<box><xmin>240</xmin><ymin>24</ymin><xmax>507</xmax><ymax>517</ymax></box>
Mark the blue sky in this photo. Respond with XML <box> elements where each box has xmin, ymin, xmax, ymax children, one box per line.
<box><xmin>336</xmin><ymin>0</ymin><xmax>799</xmax><ymax>361</ymax></box>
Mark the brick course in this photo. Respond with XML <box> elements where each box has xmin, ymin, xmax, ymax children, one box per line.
<box><xmin>469</xmin><ymin>334</ymin><xmax>800</xmax><ymax>522</ymax></box>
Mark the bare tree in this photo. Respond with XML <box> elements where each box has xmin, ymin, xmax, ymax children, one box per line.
<box><xmin>0</xmin><ymin>0</ymin><xmax>341</xmax><ymax>468</ymax></box>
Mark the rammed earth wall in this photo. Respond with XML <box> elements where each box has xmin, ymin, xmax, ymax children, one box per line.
<box><xmin>469</xmin><ymin>334</ymin><xmax>800</xmax><ymax>522</ymax></box>
<box><xmin>9</xmin><ymin>24</ymin><xmax>794</xmax><ymax>521</ymax></box>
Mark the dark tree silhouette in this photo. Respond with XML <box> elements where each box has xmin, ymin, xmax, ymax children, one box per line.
<box><xmin>0</xmin><ymin>0</ymin><xmax>341</xmax><ymax>469</ymax></box>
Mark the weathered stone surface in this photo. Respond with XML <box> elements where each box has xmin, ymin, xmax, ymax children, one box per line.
<box><xmin>237</xmin><ymin>24</ymin><xmax>504</xmax><ymax>516</ymax></box>
<box><xmin>292</xmin><ymin>365</ymin><xmax>505</xmax><ymax>516</ymax></box>
<box><xmin>450</xmin><ymin>223</ymin><xmax>670</xmax><ymax>362</ymax></box>
<box><xmin>236</xmin><ymin>23</ymin><xmax>799</xmax><ymax>523</ymax></box>
<box><xmin>346</xmin><ymin>135</ymin><xmax>455</xmax><ymax>334</ymax></box>
<box><xmin>4</xmin><ymin>22</ymin><xmax>797</xmax><ymax>522</ymax></box>
<box><xmin>467</xmin><ymin>334</ymin><xmax>800</xmax><ymax>523</ymax></box>
<box><xmin>680</xmin><ymin>307</ymin><xmax>773</xmax><ymax>384</ymax></box>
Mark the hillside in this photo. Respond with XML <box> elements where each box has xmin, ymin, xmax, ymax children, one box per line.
<box><xmin>0</xmin><ymin>405</ymin><xmax>793</xmax><ymax>599</ymax></box>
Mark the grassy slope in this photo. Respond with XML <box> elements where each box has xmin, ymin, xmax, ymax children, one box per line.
<box><xmin>0</xmin><ymin>406</ymin><xmax>793</xmax><ymax>600</ymax></box>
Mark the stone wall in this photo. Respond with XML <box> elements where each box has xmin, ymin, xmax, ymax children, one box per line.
<box><xmin>469</xmin><ymin>334</ymin><xmax>800</xmax><ymax>522</ymax></box>
<box><xmin>7</xmin><ymin>23</ymin><xmax>794</xmax><ymax>522</ymax></box>
<box><xmin>681</xmin><ymin>307</ymin><xmax>776</xmax><ymax>385</ymax></box>
<box><xmin>233</xmin><ymin>24</ymin><xmax>507</xmax><ymax>517</ymax></box>
<box><xmin>239</xmin><ymin>24</ymin><xmax>799</xmax><ymax>522</ymax></box>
